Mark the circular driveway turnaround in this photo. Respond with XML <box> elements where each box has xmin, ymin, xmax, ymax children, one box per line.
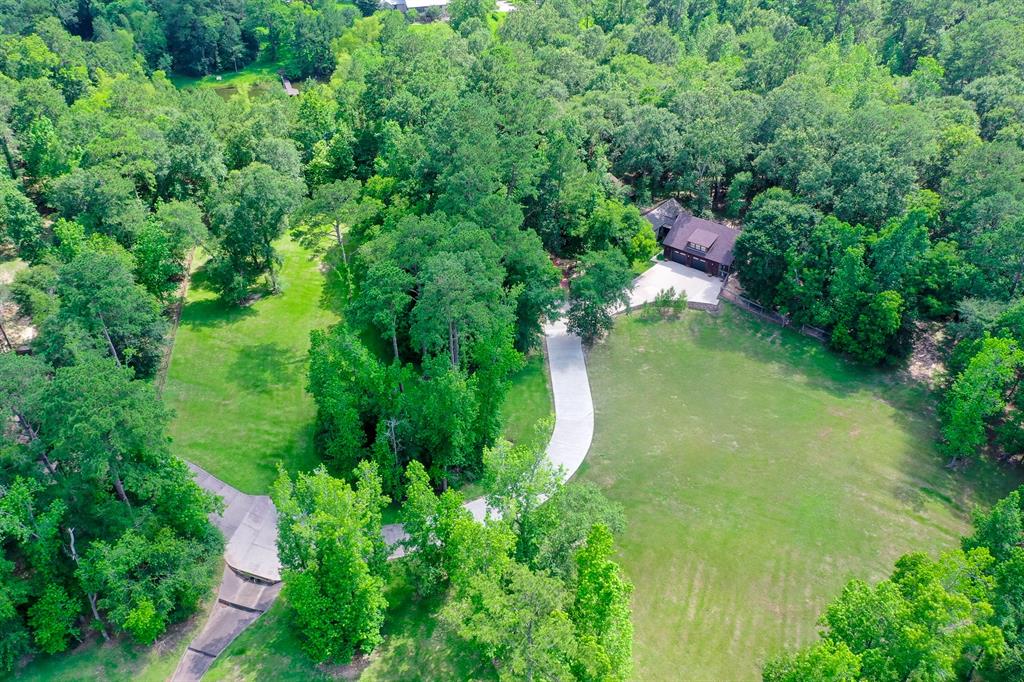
<box><xmin>175</xmin><ymin>261</ymin><xmax>721</xmax><ymax>679</ymax></box>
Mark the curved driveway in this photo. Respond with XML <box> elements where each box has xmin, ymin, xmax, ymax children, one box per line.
<box><xmin>384</xmin><ymin>314</ymin><xmax>594</xmax><ymax>554</ymax></box>
<box><xmin>175</xmin><ymin>261</ymin><xmax>719</xmax><ymax>678</ymax></box>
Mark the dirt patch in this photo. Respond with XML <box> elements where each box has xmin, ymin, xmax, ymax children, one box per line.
<box><xmin>905</xmin><ymin>321</ymin><xmax>946</xmax><ymax>387</ymax></box>
<box><xmin>0</xmin><ymin>299</ymin><xmax>36</xmax><ymax>348</ymax></box>
<box><xmin>0</xmin><ymin>266</ymin><xmax>24</xmax><ymax>285</ymax></box>
<box><xmin>319</xmin><ymin>653</ymin><xmax>374</xmax><ymax>679</ymax></box>
<box><xmin>238</xmin><ymin>291</ymin><xmax>265</xmax><ymax>307</ymax></box>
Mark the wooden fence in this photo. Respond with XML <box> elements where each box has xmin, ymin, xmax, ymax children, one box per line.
<box><xmin>719</xmin><ymin>289</ymin><xmax>828</xmax><ymax>344</ymax></box>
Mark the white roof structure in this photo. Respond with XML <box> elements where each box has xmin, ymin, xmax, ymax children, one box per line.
<box><xmin>380</xmin><ymin>0</ymin><xmax>448</xmax><ymax>9</ymax></box>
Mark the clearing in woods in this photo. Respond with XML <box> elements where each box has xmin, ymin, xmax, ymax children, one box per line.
<box><xmin>163</xmin><ymin>237</ymin><xmax>337</xmax><ymax>494</ymax></box>
<box><xmin>577</xmin><ymin>307</ymin><xmax>1021</xmax><ymax>680</ymax></box>
<box><xmin>207</xmin><ymin>305</ymin><xmax>1020</xmax><ymax>680</ymax></box>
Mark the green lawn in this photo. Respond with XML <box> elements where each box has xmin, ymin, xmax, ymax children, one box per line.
<box><xmin>164</xmin><ymin>238</ymin><xmax>338</xmax><ymax>494</ymax></box>
<box><xmin>168</xmin><ymin>54</ymin><xmax>285</xmax><ymax>92</ymax></box>
<box><xmin>577</xmin><ymin>307</ymin><xmax>1022</xmax><ymax>680</ymax></box>
<box><xmin>501</xmin><ymin>351</ymin><xmax>554</xmax><ymax>446</ymax></box>
<box><xmin>202</xmin><ymin>307</ymin><xmax>1022</xmax><ymax>681</ymax></box>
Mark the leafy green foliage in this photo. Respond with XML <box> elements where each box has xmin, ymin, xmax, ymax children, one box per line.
<box><xmin>567</xmin><ymin>250</ymin><xmax>634</xmax><ymax>346</ymax></box>
<box><xmin>27</xmin><ymin>585</ymin><xmax>80</xmax><ymax>654</ymax></box>
<box><xmin>570</xmin><ymin>524</ymin><xmax>633</xmax><ymax>681</ymax></box>
<box><xmin>0</xmin><ymin>352</ymin><xmax>220</xmax><ymax>669</ymax></box>
<box><xmin>443</xmin><ymin>558</ymin><xmax>577</xmax><ymax>681</ymax></box>
<box><xmin>272</xmin><ymin>464</ymin><xmax>390</xmax><ymax>663</ymax></box>
<box><xmin>36</xmin><ymin>248</ymin><xmax>167</xmax><ymax>378</ymax></box>
<box><xmin>208</xmin><ymin>162</ymin><xmax>304</xmax><ymax>301</ymax></box>
<box><xmin>941</xmin><ymin>336</ymin><xmax>1024</xmax><ymax>462</ymax></box>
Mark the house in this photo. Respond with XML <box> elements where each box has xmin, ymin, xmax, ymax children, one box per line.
<box><xmin>642</xmin><ymin>200</ymin><xmax>740</xmax><ymax>279</ymax></box>
<box><xmin>642</xmin><ymin>198</ymin><xmax>683</xmax><ymax>242</ymax></box>
<box><xmin>382</xmin><ymin>0</ymin><xmax>516</xmax><ymax>12</ymax></box>
<box><xmin>381</xmin><ymin>0</ymin><xmax>449</xmax><ymax>12</ymax></box>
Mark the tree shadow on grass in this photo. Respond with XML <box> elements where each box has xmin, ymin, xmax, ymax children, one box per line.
<box><xmin>179</xmin><ymin>266</ymin><xmax>259</xmax><ymax>329</ymax></box>
<box><xmin>365</xmin><ymin>564</ymin><xmax>496</xmax><ymax>682</ymax></box>
<box><xmin>675</xmin><ymin>306</ymin><xmax>1022</xmax><ymax>519</ymax></box>
<box><xmin>227</xmin><ymin>342</ymin><xmax>306</xmax><ymax>393</ymax></box>
<box><xmin>179</xmin><ymin>298</ymin><xmax>258</xmax><ymax>329</ymax></box>
<box><xmin>317</xmin><ymin>247</ymin><xmax>350</xmax><ymax>315</ymax></box>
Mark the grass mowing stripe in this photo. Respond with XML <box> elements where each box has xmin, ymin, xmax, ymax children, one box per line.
<box><xmin>579</xmin><ymin>307</ymin><xmax>1021</xmax><ymax>680</ymax></box>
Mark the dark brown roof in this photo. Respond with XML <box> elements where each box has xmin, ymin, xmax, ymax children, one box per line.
<box><xmin>687</xmin><ymin>228</ymin><xmax>718</xmax><ymax>250</ymax></box>
<box><xmin>642</xmin><ymin>198</ymin><xmax>683</xmax><ymax>232</ymax></box>
<box><xmin>663</xmin><ymin>213</ymin><xmax>740</xmax><ymax>267</ymax></box>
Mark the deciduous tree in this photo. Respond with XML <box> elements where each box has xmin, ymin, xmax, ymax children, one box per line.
<box><xmin>272</xmin><ymin>463</ymin><xmax>389</xmax><ymax>663</ymax></box>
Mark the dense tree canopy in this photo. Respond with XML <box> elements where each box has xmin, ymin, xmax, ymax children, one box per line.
<box><xmin>1</xmin><ymin>0</ymin><xmax>1024</xmax><ymax>671</ymax></box>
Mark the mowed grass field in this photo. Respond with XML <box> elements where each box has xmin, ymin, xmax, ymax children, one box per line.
<box><xmin>578</xmin><ymin>307</ymin><xmax>1022</xmax><ymax>680</ymax></box>
<box><xmin>501</xmin><ymin>351</ymin><xmax>553</xmax><ymax>446</ymax></box>
<box><xmin>164</xmin><ymin>237</ymin><xmax>338</xmax><ymax>494</ymax></box>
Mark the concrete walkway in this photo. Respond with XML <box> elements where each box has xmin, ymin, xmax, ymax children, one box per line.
<box><xmin>187</xmin><ymin>464</ymin><xmax>281</xmax><ymax>582</ymax></box>
<box><xmin>171</xmin><ymin>465</ymin><xmax>283</xmax><ymax>681</ymax></box>
<box><xmin>172</xmin><ymin>567</ymin><xmax>281</xmax><ymax>681</ymax></box>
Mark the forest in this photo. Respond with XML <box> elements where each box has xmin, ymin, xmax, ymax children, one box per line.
<box><xmin>0</xmin><ymin>0</ymin><xmax>1022</xmax><ymax>679</ymax></box>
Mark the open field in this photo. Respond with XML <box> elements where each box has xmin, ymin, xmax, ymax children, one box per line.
<box><xmin>577</xmin><ymin>307</ymin><xmax>1023</xmax><ymax>680</ymax></box>
<box><xmin>201</xmin><ymin>306</ymin><xmax>1023</xmax><ymax>681</ymax></box>
<box><xmin>163</xmin><ymin>237</ymin><xmax>338</xmax><ymax>494</ymax></box>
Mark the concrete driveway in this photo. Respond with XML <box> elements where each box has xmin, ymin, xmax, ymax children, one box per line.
<box><xmin>623</xmin><ymin>259</ymin><xmax>723</xmax><ymax>309</ymax></box>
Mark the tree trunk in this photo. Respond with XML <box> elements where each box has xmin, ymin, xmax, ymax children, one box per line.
<box><xmin>449</xmin><ymin>319</ymin><xmax>460</xmax><ymax>368</ymax></box>
<box><xmin>16</xmin><ymin>410</ymin><xmax>57</xmax><ymax>476</ymax></box>
<box><xmin>391</xmin><ymin>330</ymin><xmax>400</xmax><ymax>364</ymax></box>
<box><xmin>66</xmin><ymin>527</ymin><xmax>109</xmax><ymax>641</ymax></box>
<box><xmin>0</xmin><ymin>317</ymin><xmax>11</xmax><ymax>351</ymax></box>
<box><xmin>268</xmin><ymin>263</ymin><xmax>280</xmax><ymax>293</ymax></box>
<box><xmin>87</xmin><ymin>593</ymin><xmax>109</xmax><ymax>641</ymax></box>
<box><xmin>97</xmin><ymin>316</ymin><xmax>122</xmax><ymax>368</ymax></box>
<box><xmin>110</xmin><ymin>466</ymin><xmax>132</xmax><ymax>510</ymax></box>
<box><xmin>334</xmin><ymin>221</ymin><xmax>348</xmax><ymax>266</ymax></box>
<box><xmin>0</xmin><ymin>127</ymin><xmax>18</xmax><ymax>180</ymax></box>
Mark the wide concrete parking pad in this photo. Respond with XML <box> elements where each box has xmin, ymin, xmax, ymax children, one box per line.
<box><xmin>626</xmin><ymin>260</ymin><xmax>723</xmax><ymax>308</ymax></box>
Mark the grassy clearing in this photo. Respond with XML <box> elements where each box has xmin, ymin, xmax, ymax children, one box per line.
<box><xmin>197</xmin><ymin>306</ymin><xmax>1020</xmax><ymax>681</ymax></box>
<box><xmin>578</xmin><ymin>307</ymin><xmax>1022</xmax><ymax>680</ymax></box>
<box><xmin>168</xmin><ymin>55</ymin><xmax>285</xmax><ymax>91</ymax></box>
<box><xmin>163</xmin><ymin>237</ymin><xmax>338</xmax><ymax>494</ymax></box>
<box><xmin>501</xmin><ymin>351</ymin><xmax>554</xmax><ymax>446</ymax></box>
